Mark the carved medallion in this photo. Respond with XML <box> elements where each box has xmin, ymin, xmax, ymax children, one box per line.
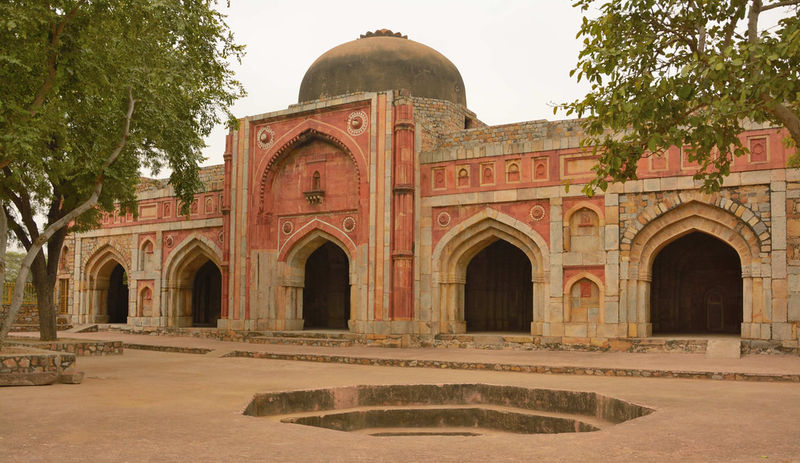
<box><xmin>436</xmin><ymin>211</ymin><xmax>451</xmax><ymax>228</ymax></box>
<box><xmin>256</xmin><ymin>126</ymin><xmax>275</xmax><ymax>150</ymax></box>
<box><xmin>342</xmin><ymin>216</ymin><xmax>356</xmax><ymax>233</ymax></box>
<box><xmin>347</xmin><ymin>111</ymin><xmax>368</xmax><ymax>136</ymax></box>
<box><xmin>529</xmin><ymin>205</ymin><xmax>546</xmax><ymax>222</ymax></box>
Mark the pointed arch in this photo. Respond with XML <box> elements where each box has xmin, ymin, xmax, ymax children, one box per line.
<box><xmin>162</xmin><ymin>234</ymin><xmax>222</xmax><ymax>327</ymax></box>
<box><xmin>82</xmin><ymin>244</ymin><xmax>130</xmax><ymax>323</ymax></box>
<box><xmin>564</xmin><ymin>272</ymin><xmax>605</xmax><ymax>324</ymax></box>
<box><xmin>431</xmin><ymin>208</ymin><xmax>550</xmax><ymax>334</ymax></box>
<box><xmin>627</xmin><ymin>200</ymin><xmax>760</xmax><ymax>278</ymax></box>
<box><xmin>138</xmin><ymin>237</ymin><xmax>156</xmax><ymax>271</ymax></box>
<box><xmin>278</xmin><ymin>218</ymin><xmax>357</xmax><ymax>263</ymax></box>
<box><xmin>621</xmin><ymin>200</ymin><xmax>763</xmax><ymax>338</ymax></box>
<box><xmin>83</xmin><ymin>242</ymin><xmax>130</xmax><ymax>279</ymax></box>
<box><xmin>255</xmin><ymin>120</ymin><xmax>367</xmax><ymax>213</ymax></box>
<box><xmin>275</xmin><ymin>227</ymin><xmax>357</xmax><ymax>331</ymax></box>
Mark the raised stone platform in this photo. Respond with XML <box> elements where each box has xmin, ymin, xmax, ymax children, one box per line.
<box><xmin>0</xmin><ymin>347</ymin><xmax>76</xmax><ymax>386</ymax></box>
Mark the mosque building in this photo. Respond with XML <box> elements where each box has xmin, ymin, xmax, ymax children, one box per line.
<box><xmin>59</xmin><ymin>30</ymin><xmax>800</xmax><ymax>349</ymax></box>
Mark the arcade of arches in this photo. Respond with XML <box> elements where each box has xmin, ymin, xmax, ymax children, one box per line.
<box><xmin>61</xmin><ymin>32</ymin><xmax>797</xmax><ymax>345</ymax></box>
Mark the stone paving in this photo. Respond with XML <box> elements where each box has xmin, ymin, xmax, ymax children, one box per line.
<box><xmin>2</xmin><ymin>332</ymin><xmax>800</xmax><ymax>462</ymax></box>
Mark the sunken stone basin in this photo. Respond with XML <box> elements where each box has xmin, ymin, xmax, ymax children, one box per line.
<box><xmin>244</xmin><ymin>384</ymin><xmax>653</xmax><ymax>436</ymax></box>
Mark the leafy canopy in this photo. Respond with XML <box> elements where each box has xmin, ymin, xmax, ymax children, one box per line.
<box><xmin>0</xmin><ymin>0</ymin><xmax>245</xmax><ymax>230</ymax></box>
<box><xmin>562</xmin><ymin>0</ymin><xmax>800</xmax><ymax>195</ymax></box>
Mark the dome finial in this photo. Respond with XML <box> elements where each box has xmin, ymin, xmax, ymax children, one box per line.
<box><xmin>359</xmin><ymin>29</ymin><xmax>407</xmax><ymax>39</ymax></box>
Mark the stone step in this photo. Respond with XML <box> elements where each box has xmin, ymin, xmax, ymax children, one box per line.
<box><xmin>706</xmin><ymin>338</ymin><xmax>741</xmax><ymax>359</ymax></box>
<box><xmin>64</xmin><ymin>324</ymin><xmax>99</xmax><ymax>333</ymax></box>
<box><xmin>436</xmin><ymin>334</ymin><xmax>534</xmax><ymax>346</ymax></box>
<box><xmin>249</xmin><ymin>336</ymin><xmax>355</xmax><ymax>347</ymax></box>
<box><xmin>262</xmin><ymin>330</ymin><xmax>358</xmax><ymax>340</ymax></box>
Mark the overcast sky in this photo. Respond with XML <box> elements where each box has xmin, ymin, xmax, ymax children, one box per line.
<box><xmin>199</xmin><ymin>0</ymin><xmax>593</xmax><ymax>166</ymax></box>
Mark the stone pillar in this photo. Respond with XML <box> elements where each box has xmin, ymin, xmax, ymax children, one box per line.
<box><xmin>603</xmin><ymin>193</ymin><xmax>623</xmax><ymax>337</ymax></box>
<box><xmin>390</xmin><ymin>102</ymin><xmax>415</xmax><ymax>320</ymax></box>
<box><xmin>770</xmin><ymin>181</ymin><xmax>790</xmax><ymax>339</ymax></box>
<box><xmin>220</xmin><ymin>131</ymin><xmax>233</xmax><ymax>322</ymax></box>
<box><xmin>545</xmin><ymin>198</ymin><xmax>564</xmax><ymax>337</ymax></box>
<box><xmin>438</xmin><ymin>277</ymin><xmax>466</xmax><ymax>334</ymax></box>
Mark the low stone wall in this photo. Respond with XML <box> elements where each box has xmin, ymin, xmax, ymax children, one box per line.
<box><xmin>0</xmin><ymin>304</ymin><xmax>72</xmax><ymax>332</ymax></box>
<box><xmin>101</xmin><ymin>327</ymin><xmax>800</xmax><ymax>354</ymax></box>
<box><xmin>742</xmin><ymin>339</ymin><xmax>800</xmax><ymax>355</ymax></box>
<box><xmin>123</xmin><ymin>343</ymin><xmax>212</xmax><ymax>355</ymax></box>
<box><xmin>0</xmin><ymin>347</ymin><xmax>76</xmax><ymax>386</ymax></box>
<box><xmin>225</xmin><ymin>350</ymin><xmax>800</xmax><ymax>383</ymax></box>
<box><xmin>9</xmin><ymin>338</ymin><xmax>123</xmax><ymax>356</ymax></box>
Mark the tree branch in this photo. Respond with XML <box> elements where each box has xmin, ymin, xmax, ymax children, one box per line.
<box><xmin>721</xmin><ymin>3</ymin><xmax>745</xmax><ymax>52</ymax></box>
<box><xmin>28</xmin><ymin>0</ymin><xmax>85</xmax><ymax>116</ymax></box>
<box><xmin>748</xmin><ymin>0</ymin><xmax>762</xmax><ymax>45</ymax></box>
<box><xmin>0</xmin><ymin>178</ymin><xmax>40</xmax><ymax>244</ymax></box>
<box><xmin>761</xmin><ymin>0</ymin><xmax>800</xmax><ymax>12</ymax></box>
<box><xmin>763</xmin><ymin>96</ymin><xmax>800</xmax><ymax>148</ymax></box>
<box><xmin>4</xmin><ymin>209</ymin><xmax>32</xmax><ymax>250</ymax></box>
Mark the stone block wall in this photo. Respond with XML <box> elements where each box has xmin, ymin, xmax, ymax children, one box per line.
<box><xmin>410</xmin><ymin>96</ymin><xmax>484</xmax><ymax>152</ymax></box>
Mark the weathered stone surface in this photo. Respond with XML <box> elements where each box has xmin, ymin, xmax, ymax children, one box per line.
<box><xmin>0</xmin><ymin>372</ymin><xmax>58</xmax><ymax>386</ymax></box>
<box><xmin>58</xmin><ymin>369</ymin><xmax>85</xmax><ymax>384</ymax></box>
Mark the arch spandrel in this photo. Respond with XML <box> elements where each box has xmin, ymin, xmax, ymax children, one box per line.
<box><xmin>84</xmin><ymin>243</ymin><xmax>130</xmax><ymax>281</ymax></box>
<box><xmin>255</xmin><ymin>121</ymin><xmax>367</xmax><ymax>214</ymax></box>
<box><xmin>163</xmin><ymin>234</ymin><xmax>222</xmax><ymax>284</ymax></box>
<box><xmin>626</xmin><ymin>201</ymin><xmax>761</xmax><ymax>275</ymax></box>
<box><xmin>622</xmin><ymin>196</ymin><xmax>768</xmax><ymax>254</ymax></box>
<box><xmin>433</xmin><ymin>208</ymin><xmax>549</xmax><ymax>283</ymax></box>
<box><xmin>280</xmin><ymin>226</ymin><xmax>356</xmax><ymax>286</ymax></box>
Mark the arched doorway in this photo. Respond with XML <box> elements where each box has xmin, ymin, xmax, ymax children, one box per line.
<box><xmin>163</xmin><ymin>236</ymin><xmax>223</xmax><ymax>328</ymax></box>
<box><xmin>464</xmin><ymin>240</ymin><xmax>532</xmax><ymax>332</ymax></box>
<box><xmin>303</xmin><ymin>241</ymin><xmax>350</xmax><ymax>329</ymax></box>
<box><xmin>191</xmin><ymin>260</ymin><xmax>221</xmax><ymax>327</ymax></box>
<box><xmin>650</xmin><ymin>232</ymin><xmax>742</xmax><ymax>334</ymax></box>
<box><xmin>106</xmin><ymin>264</ymin><xmax>128</xmax><ymax>323</ymax></box>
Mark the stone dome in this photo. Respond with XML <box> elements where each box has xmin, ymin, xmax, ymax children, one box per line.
<box><xmin>299</xmin><ymin>30</ymin><xmax>466</xmax><ymax>106</ymax></box>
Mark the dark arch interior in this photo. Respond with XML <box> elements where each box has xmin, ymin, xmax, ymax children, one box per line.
<box><xmin>465</xmin><ymin>239</ymin><xmax>532</xmax><ymax>332</ymax></box>
<box><xmin>303</xmin><ymin>241</ymin><xmax>350</xmax><ymax>329</ymax></box>
<box><xmin>650</xmin><ymin>232</ymin><xmax>742</xmax><ymax>334</ymax></box>
<box><xmin>107</xmin><ymin>264</ymin><xmax>128</xmax><ymax>323</ymax></box>
<box><xmin>192</xmin><ymin>260</ymin><xmax>222</xmax><ymax>327</ymax></box>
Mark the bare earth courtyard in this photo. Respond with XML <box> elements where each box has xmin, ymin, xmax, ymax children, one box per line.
<box><xmin>2</xmin><ymin>334</ymin><xmax>800</xmax><ymax>462</ymax></box>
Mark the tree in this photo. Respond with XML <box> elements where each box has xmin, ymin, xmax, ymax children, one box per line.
<box><xmin>562</xmin><ymin>0</ymin><xmax>800</xmax><ymax>195</ymax></box>
<box><xmin>0</xmin><ymin>0</ymin><xmax>244</xmax><ymax>346</ymax></box>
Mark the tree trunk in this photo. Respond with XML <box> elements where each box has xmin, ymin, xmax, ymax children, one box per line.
<box><xmin>0</xmin><ymin>205</ymin><xmax>7</xmax><ymax>328</ymax></box>
<box><xmin>30</xmin><ymin>251</ymin><xmax>58</xmax><ymax>341</ymax></box>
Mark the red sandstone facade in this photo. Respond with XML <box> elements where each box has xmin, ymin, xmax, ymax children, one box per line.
<box><xmin>63</xmin><ymin>31</ymin><xmax>800</xmax><ymax>348</ymax></box>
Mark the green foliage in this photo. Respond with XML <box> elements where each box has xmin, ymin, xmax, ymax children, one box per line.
<box><xmin>2</xmin><ymin>251</ymin><xmax>26</xmax><ymax>282</ymax></box>
<box><xmin>562</xmin><ymin>0</ymin><xmax>800</xmax><ymax>196</ymax></box>
<box><xmin>0</xmin><ymin>0</ymin><xmax>245</xmax><ymax>229</ymax></box>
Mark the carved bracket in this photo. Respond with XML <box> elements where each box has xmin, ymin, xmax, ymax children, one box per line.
<box><xmin>303</xmin><ymin>190</ymin><xmax>325</xmax><ymax>205</ymax></box>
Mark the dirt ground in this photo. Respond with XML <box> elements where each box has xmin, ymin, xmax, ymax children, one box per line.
<box><xmin>2</xmin><ymin>347</ymin><xmax>800</xmax><ymax>462</ymax></box>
